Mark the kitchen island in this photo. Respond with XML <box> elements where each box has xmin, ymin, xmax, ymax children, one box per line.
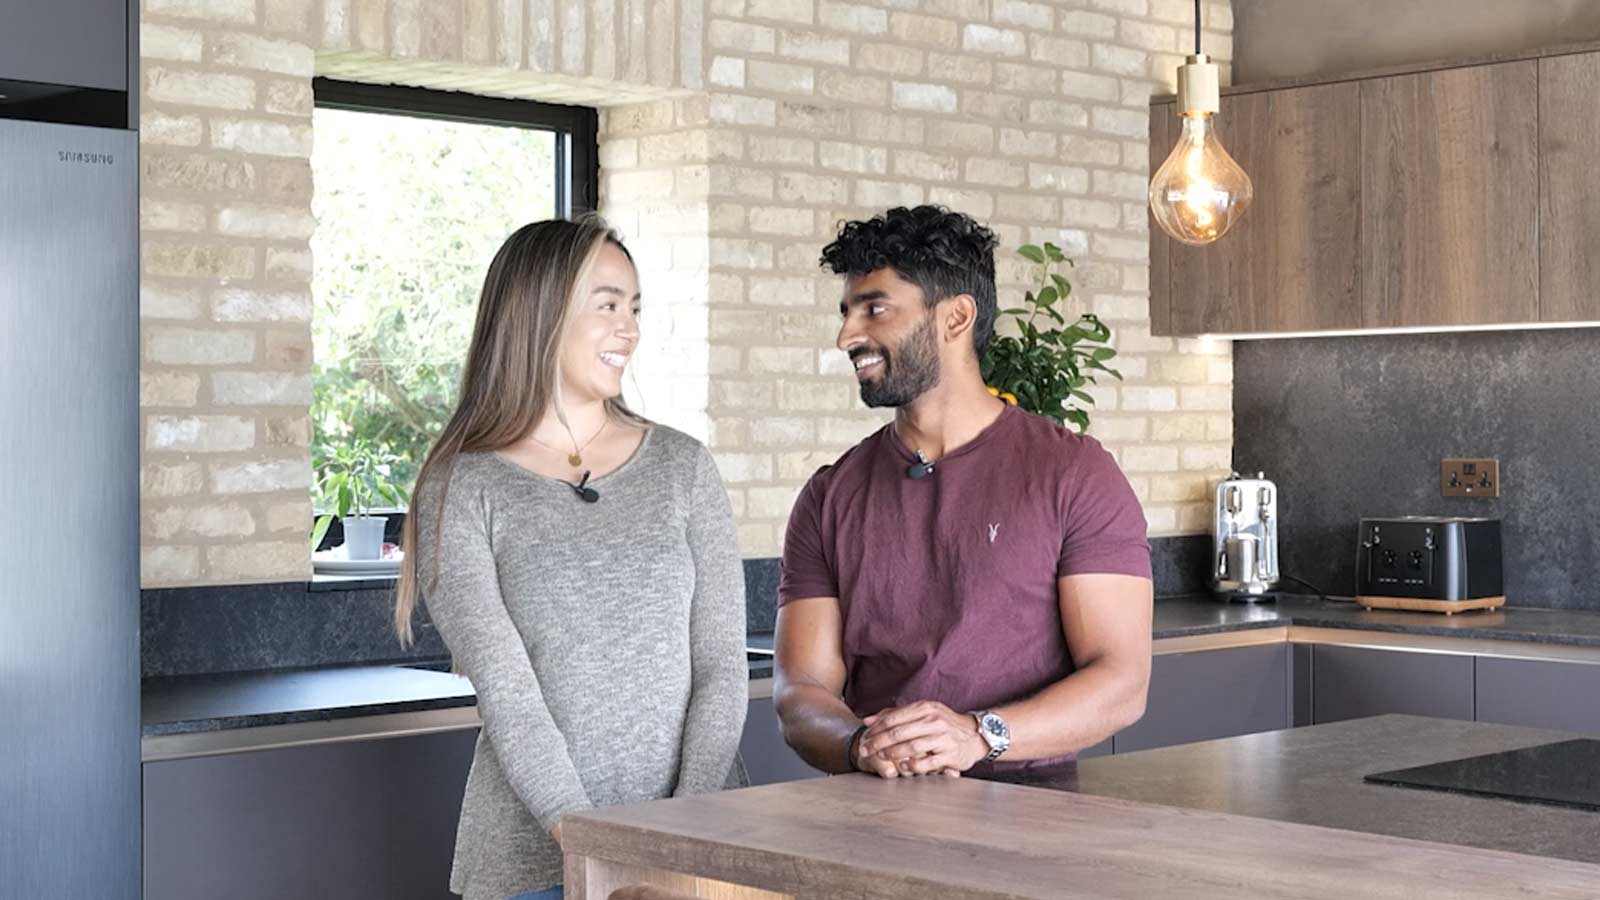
<box><xmin>560</xmin><ymin>716</ymin><xmax>1600</xmax><ymax>899</ymax></box>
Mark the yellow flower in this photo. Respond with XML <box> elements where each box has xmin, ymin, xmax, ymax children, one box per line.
<box><xmin>1001</xmin><ymin>392</ymin><xmax>1018</xmax><ymax>406</ymax></box>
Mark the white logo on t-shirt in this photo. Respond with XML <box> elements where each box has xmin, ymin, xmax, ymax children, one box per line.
<box><xmin>987</xmin><ymin>523</ymin><xmax>999</xmax><ymax>543</ymax></box>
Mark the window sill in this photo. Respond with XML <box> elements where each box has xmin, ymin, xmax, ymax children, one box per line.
<box><xmin>309</xmin><ymin>573</ymin><xmax>398</xmax><ymax>592</ymax></box>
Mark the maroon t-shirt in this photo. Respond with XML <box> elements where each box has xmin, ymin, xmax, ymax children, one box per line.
<box><xmin>779</xmin><ymin>404</ymin><xmax>1150</xmax><ymax>771</ymax></box>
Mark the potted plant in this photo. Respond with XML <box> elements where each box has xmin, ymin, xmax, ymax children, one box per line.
<box><xmin>981</xmin><ymin>242</ymin><xmax>1121</xmax><ymax>432</ymax></box>
<box><xmin>310</xmin><ymin>439</ymin><xmax>411</xmax><ymax>561</ymax></box>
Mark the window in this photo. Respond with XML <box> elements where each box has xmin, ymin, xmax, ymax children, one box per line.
<box><xmin>308</xmin><ymin>80</ymin><xmax>598</xmax><ymax>508</ymax></box>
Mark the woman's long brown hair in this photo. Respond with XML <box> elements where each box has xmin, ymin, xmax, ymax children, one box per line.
<box><xmin>394</xmin><ymin>217</ymin><xmax>643</xmax><ymax>645</ymax></box>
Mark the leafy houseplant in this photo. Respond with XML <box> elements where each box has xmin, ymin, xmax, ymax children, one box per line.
<box><xmin>980</xmin><ymin>242</ymin><xmax>1121</xmax><ymax>433</ymax></box>
<box><xmin>311</xmin><ymin>439</ymin><xmax>411</xmax><ymax>561</ymax></box>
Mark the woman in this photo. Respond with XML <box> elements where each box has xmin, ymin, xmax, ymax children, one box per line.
<box><xmin>394</xmin><ymin>218</ymin><xmax>748</xmax><ymax>900</ymax></box>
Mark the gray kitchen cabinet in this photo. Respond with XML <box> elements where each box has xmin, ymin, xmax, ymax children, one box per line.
<box><xmin>741</xmin><ymin>695</ymin><xmax>825</xmax><ymax>785</ymax></box>
<box><xmin>1113</xmin><ymin>644</ymin><xmax>1291</xmax><ymax>753</ymax></box>
<box><xmin>144</xmin><ymin>729</ymin><xmax>479</xmax><ymax>900</ymax></box>
<box><xmin>1</xmin><ymin>0</ymin><xmax>129</xmax><ymax>91</ymax></box>
<box><xmin>1311</xmin><ymin>645</ymin><xmax>1474</xmax><ymax>724</ymax></box>
<box><xmin>1474</xmin><ymin>657</ymin><xmax>1600</xmax><ymax>736</ymax></box>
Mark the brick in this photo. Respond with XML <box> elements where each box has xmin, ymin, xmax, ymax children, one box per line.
<box><xmin>265</xmin><ymin>248</ymin><xmax>313</xmax><ymax>280</ymax></box>
<box><xmin>212</xmin><ymin>372</ymin><xmax>313</xmax><ymax>406</ymax></box>
<box><xmin>996</xmin><ymin>193</ymin><xmax>1058</xmax><ymax>221</ymax></box>
<box><xmin>206</xmin><ymin>541</ymin><xmax>309</xmax><ymax>582</ymax></box>
<box><xmin>1090</xmin><ymin>0</ymin><xmax>1148</xmax><ymax>14</ymax></box>
<box><xmin>708</xmin><ymin>20</ymin><xmax>776</xmax><ymax>53</ymax></box>
<box><xmin>141</xmin><ymin>24</ymin><xmax>204</xmax><ymax>61</ymax></box>
<box><xmin>964</xmin><ymin>158</ymin><xmax>1027</xmax><ymax>188</ymax></box>
<box><xmin>1028</xmin><ymin>99</ymin><xmax>1089</xmax><ymax>129</ymax></box>
<box><xmin>1095</xmin><ymin>169</ymin><xmax>1150</xmax><ymax>201</ymax></box>
<box><xmin>890</xmin><ymin>13</ymin><xmax>958</xmax><ymax>48</ymax></box>
<box><xmin>1121</xmin><ymin>20</ymin><xmax>1179</xmax><ymax>53</ymax></box>
<box><xmin>747</xmin><ymin>60</ymin><xmax>816</xmax><ymax>94</ymax></box>
<box><xmin>961</xmin><ymin>91</ymin><xmax>1026</xmax><ymax>122</ymax></box>
<box><xmin>777</xmin><ymin>101</ymin><xmax>852</xmax><ymax>136</ymax></box>
<box><xmin>855</xmin><ymin>180</ymin><xmax>924</xmax><ymax>208</ymax></box>
<box><xmin>892</xmin><ymin>81</ymin><xmax>957</xmax><ymax>113</ymax></box>
<box><xmin>998</xmin><ymin>127</ymin><xmax>1056</xmax><ymax>158</ymax></box>
<box><xmin>993</xmin><ymin>62</ymin><xmax>1056</xmax><ymax>94</ymax></box>
<box><xmin>963</xmin><ymin>24</ymin><xmax>1026</xmax><ymax>57</ymax></box>
<box><xmin>147</xmin><ymin>0</ymin><xmax>254</xmax><ymax>24</ymax></box>
<box><xmin>929</xmin><ymin>187</ymin><xmax>994</xmax><ymax>219</ymax></box>
<box><xmin>215</xmin><ymin>204</ymin><xmax>315</xmax><ymax>240</ymax></box>
<box><xmin>1062</xmin><ymin>198</ymin><xmax>1122</xmax><ymax>229</ymax></box>
<box><xmin>744</xmin><ymin>136</ymin><xmax>811</xmax><ymax>166</ymax></box>
<box><xmin>143</xmin><ymin>546</ymin><xmax>201</xmax><ymax>584</ymax></box>
<box><xmin>141</xmin><ymin>284</ymin><xmax>205</xmax><ymax>320</ymax></box>
<box><xmin>213</xmin><ymin>287</ymin><xmax>312</xmax><ymax>323</ymax></box>
<box><xmin>1088</xmin><ymin>414</ymin><xmax>1148</xmax><ymax>443</ymax></box>
<box><xmin>322</xmin><ymin>0</ymin><xmax>352</xmax><ymax>47</ymax></box>
<box><xmin>264</xmin><ymin>80</ymin><xmax>314</xmax><ymax>116</ymax></box>
<box><xmin>1182</xmin><ymin>445</ymin><xmax>1233</xmax><ymax>472</ymax></box>
<box><xmin>1093</xmin><ymin>43</ymin><xmax>1148</xmax><ymax>77</ymax></box>
<box><xmin>139</xmin><ymin>111</ymin><xmax>204</xmax><ymax>147</ymax></box>
<box><xmin>143</xmin><ymin>242</ymin><xmax>255</xmax><ymax>279</ymax></box>
<box><xmin>1062</xmin><ymin>10</ymin><xmax>1117</xmax><ymax>38</ymax></box>
<box><xmin>777</xmin><ymin>172</ymin><xmax>849</xmax><ymax>205</ymax></box>
<box><xmin>709</xmin><ymin>166</ymin><xmax>775</xmax><ymax>199</ymax></box>
<box><xmin>852</xmin><ymin>109</ymin><xmax>924</xmax><ymax>144</ymax></box>
<box><xmin>818</xmin><ymin>415</ymin><xmax>883</xmax><ymax>445</ymax></box>
<box><xmin>147</xmin><ymin>415</ymin><xmax>256</xmax><ymax>451</ymax></box>
<box><xmin>994</xmin><ymin>0</ymin><xmax>1052</xmax><ymax>28</ymax></box>
<box><xmin>709</xmin><ymin>56</ymin><xmax>746</xmax><ymax>87</ymax></box>
<box><xmin>1208</xmin><ymin>358</ymin><xmax>1233</xmax><ymax>384</ymax></box>
<box><xmin>927</xmin><ymin>52</ymin><xmax>992</xmax><ymax>85</ymax></box>
<box><xmin>1061</xmin><ymin>134</ymin><xmax>1123</xmax><ymax>166</ymax></box>
<box><xmin>1207</xmin><ymin>2</ymin><xmax>1234</xmax><ymax>30</ymax></box>
<box><xmin>712</xmin><ymin>380</ymin><xmax>775</xmax><ymax>410</ymax></box>
<box><xmin>751</xmin><ymin>416</ymin><xmax>815</xmax><ymax>446</ymax></box>
<box><xmin>142</xmin><ymin>151</ymin><xmax>256</xmax><ymax>193</ymax></box>
<box><xmin>1093</xmin><ymin>234</ymin><xmax>1147</xmax><ymax>261</ymax></box>
<box><xmin>211</xmin><ymin>118</ymin><xmax>312</xmax><ymax>157</ymax></box>
<box><xmin>1180</xmin><ymin>385</ymin><xmax>1232</xmax><ymax>412</ymax></box>
<box><xmin>1089</xmin><ymin>293</ymin><xmax>1149</xmax><ymax>319</ymax></box>
<box><xmin>777</xmin><ymin>450</ymin><xmax>841</xmax><ymax>479</ymax></box>
<box><xmin>927</xmin><ymin>121</ymin><xmax>994</xmax><ymax>153</ymax></box>
<box><xmin>748</xmin><ymin>0</ymin><xmax>814</xmax><ymax>23</ymax></box>
<box><xmin>146</xmin><ymin>502</ymin><xmax>257</xmax><ymax>539</ymax></box>
<box><xmin>142</xmin><ymin>462</ymin><xmax>205</xmax><ymax>498</ymax></box>
<box><xmin>709</xmin><ymin>95</ymin><xmax>777</xmax><ymax>126</ymax></box>
<box><xmin>1030</xmin><ymin>35</ymin><xmax>1090</xmax><ymax>67</ymax></box>
<box><xmin>211</xmin><ymin>459</ymin><xmax>313</xmax><ymax>493</ymax></box>
<box><xmin>1120</xmin><ymin>386</ymin><xmax>1178</xmax><ymax>411</ymax></box>
<box><xmin>265</xmin><ymin>416</ymin><xmax>313</xmax><ymax>447</ymax></box>
<box><xmin>748</xmin><ymin>207</ymin><xmax>816</xmax><ymax>236</ymax></box>
<box><xmin>709</xmin><ymin>238</ymin><xmax>774</xmax><ymax>269</ymax></box>
<box><xmin>858</xmin><ymin>43</ymin><xmax>923</xmax><ymax>76</ymax></box>
<box><xmin>1145</xmin><ymin>506</ymin><xmax>1179</xmax><ymax>533</ymax></box>
<box><xmin>819</xmin><ymin>1</ymin><xmax>887</xmax><ymax>34</ymax></box>
<box><xmin>779</xmin><ymin>31</ymin><xmax>851</xmax><ymax>65</ymax></box>
<box><xmin>894</xmin><ymin>149</ymin><xmax>960</xmax><ymax>181</ymax></box>
<box><xmin>1121</xmin><ymin>445</ymin><xmax>1178</xmax><ymax>472</ymax></box>
<box><xmin>818</xmin><ymin>71</ymin><xmax>889</xmax><ymax>105</ymax></box>
<box><xmin>146</xmin><ymin>67</ymin><xmax>255</xmax><ymax>110</ymax></box>
<box><xmin>210</xmin><ymin>33</ymin><xmax>315</xmax><ymax>76</ymax></box>
<box><xmin>922</xmin><ymin>0</ymin><xmax>987</xmax><ymax>18</ymax></box>
<box><xmin>713</xmin><ymin>452</ymin><xmax>775</xmax><ymax>482</ymax></box>
<box><xmin>141</xmin><ymin>199</ymin><xmax>207</xmax><ymax>233</ymax></box>
<box><xmin>258</xmin><ymin>160</ymin><xmax>313</xmax><ymax>203</ymax></box>
<box><xmin>1060</xmin><ymin>70</ymin><xmax>1121</xmax><ymax>102</ymax></box>
<box><xmin>140</xmin><ymin>371</ymin><xmax>201</xmax><ymax>407</ymax></box>
<box><xmin>641</xmin><ymin>131</ymin><xmax>710</xmax><ymax>164</ymax></box>
<box><xmin>265</xmin><ymin>499</ymin><xmax>315</xmax><ymax>533</ymax></box>
<box><xmin>747</xmin><ymin>485</ymin><xmax>802</xmax><ymax>519</ymax></box>
<box><xmin>606</xmin><ymin>101</ymin><xmax>675</xmax><ymax>134</ymax></box>
<box><xmin>745</xmin><ymin>343</ymin><xmax>817</xmax><ymax>371</ymax></box>
<box><xmin>820</xmin><ymin>141</ymin><xmax>887</xmax><ymax>174</ymax></box>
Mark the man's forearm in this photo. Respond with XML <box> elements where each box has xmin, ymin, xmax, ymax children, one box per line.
<box><xmin>993</xmin><ymin>656</ymin><xmax>1150</xmax><ymax>761</ymax></box>
<box><xmin>774</xmin><ymin>681</ymin><xmax>863</xmax><ymax>774</ymax></box>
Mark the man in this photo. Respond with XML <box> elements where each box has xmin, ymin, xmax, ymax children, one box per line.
<box><xmin>774</xmin><ymin>205</ymin><xmax>1153</xmax><ymax>781</ymax></box>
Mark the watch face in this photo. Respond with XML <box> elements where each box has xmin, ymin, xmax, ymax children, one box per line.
<box><xmin>982</xmin><ymin>713</ymin><xmax>1008</xmax><ymax>739</ymax></box>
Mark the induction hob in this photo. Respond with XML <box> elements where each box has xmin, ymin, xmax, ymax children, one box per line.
<box><xmin>1365</xmin><ymin>738</ymin><xmax>1600</xmax><ymax>812</ymax></box>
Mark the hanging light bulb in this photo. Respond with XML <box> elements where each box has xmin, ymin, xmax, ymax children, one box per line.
<box><xmin>1149</xmin><ymin>2</ymin><xmax>1252</xmax><ymax>246</ymax></box>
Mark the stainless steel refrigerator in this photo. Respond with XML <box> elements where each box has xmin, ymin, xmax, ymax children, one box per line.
<box><xmin>0</xmin><ymin>117</ymin><xmax>140</xmax><ymax>897</ymax></box>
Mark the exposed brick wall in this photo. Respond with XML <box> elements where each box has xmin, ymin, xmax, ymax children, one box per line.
<box><xmin>138</xmin><ymin>0</ymin><xmax>1232</xmax><ymax>585</ymax></box>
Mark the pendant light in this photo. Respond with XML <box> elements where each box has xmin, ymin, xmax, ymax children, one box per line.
<box><xmin>1148</xmin><ymin>0</ymin><xmax>1253</xmax><ymax>246</ymax></box>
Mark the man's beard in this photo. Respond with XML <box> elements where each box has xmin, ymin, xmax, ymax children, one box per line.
<box><xmin>854</xmin><ymin>313</ymin><xmax>940</xmax><ymax>408</ymax></box>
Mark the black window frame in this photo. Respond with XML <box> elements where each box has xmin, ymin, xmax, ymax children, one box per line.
<box><xmin>310</xmin><ymin>77</ymin><xmax>599</xmax><ymax>216</ymax></box>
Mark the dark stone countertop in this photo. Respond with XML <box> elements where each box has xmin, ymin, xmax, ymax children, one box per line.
<box><xmin>143</xmin><ymin>596</ymin><xmax>1600</xmax><ymax>739</ymax></box>
<box><xmin>1072</xmin><ymin>714</ymin><xmax>1600</xmax><ymax>865</ymax></box>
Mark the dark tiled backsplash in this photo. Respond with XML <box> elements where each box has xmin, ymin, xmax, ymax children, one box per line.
<box><xmin>1233</xmin><ymin>328</ymin><xmax>1600</xmax><ymax>609</ymax></box>
<box><xmin>142</xmin><ymin>538</ymin><xmax>1207</xmax><ymax>678</ymax></box>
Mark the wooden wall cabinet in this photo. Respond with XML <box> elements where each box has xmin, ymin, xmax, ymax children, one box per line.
<box><xmin>1151</xmin><ymin>47</ymin><xmax>1589</xmax><ymax>337</ymax></box>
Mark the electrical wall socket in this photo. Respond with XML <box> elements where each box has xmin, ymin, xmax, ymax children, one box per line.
<box><xmin>1441</xmin><ymin>458</ymin><xmax>1500</xmax><ymax>498</ymax></box>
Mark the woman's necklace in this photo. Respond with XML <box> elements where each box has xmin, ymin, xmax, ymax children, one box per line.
<box><xmin>531</xmin><ymin>419</ymin><xmax>607</xmax><ymax>468</ymax></box>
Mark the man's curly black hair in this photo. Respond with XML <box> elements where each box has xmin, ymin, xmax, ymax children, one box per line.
<box><xmin>819</xmin><ymin>206</ymin><xmax>999</xmax><ymax>354</ymax></box>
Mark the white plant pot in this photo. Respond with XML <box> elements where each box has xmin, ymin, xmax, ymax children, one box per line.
<box><xmin>341</xmin><ymin>516</ymin><xmax>388</xmax><ymax>561</ymax></box>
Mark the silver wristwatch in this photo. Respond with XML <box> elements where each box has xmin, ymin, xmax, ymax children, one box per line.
<box><xmin>972</xmin><ymin>710</ymin><xmax>1011</xmax><ymax>763</ymax></box>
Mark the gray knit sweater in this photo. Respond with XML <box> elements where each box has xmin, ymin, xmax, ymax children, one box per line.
<box><xmin>414</xmin><ymin>426</ymin><xmax>748</xmax><ymax>900</ymax></box>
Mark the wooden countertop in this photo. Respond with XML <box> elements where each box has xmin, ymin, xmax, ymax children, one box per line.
<box><xmin>563</xmin><ymin>725</ymin><xmax>1600</xmax><ymax>899</ymax></box>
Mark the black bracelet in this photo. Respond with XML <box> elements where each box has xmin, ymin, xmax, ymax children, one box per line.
<box><xmin>845</xmin><ymin>724</ymin><xmax>868</xmax><ymax>772</ymax></box>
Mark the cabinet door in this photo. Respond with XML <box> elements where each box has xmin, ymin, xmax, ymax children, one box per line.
<box><xmin>144</xmin><ymin>730</ymin><xmax>479</xmax><ymax>900</ymax></box>
<box><xmin>1311</xmin><ymin>646</ymin><xmax>1473</xmax><ymax>724</ymax></box>
<box><xmin>1169</xmin><ymin>83</ymin><xmax>1363</xmax><ymax>336</ymax></box>
<box><xmin>741</xmin><ymin>696</ymin><xmax>824</xmax><ymax>786</ymax></box>
<box><xmin>1361</xmin><ymin>61</ymin><xmax>1538</xmax><ymax>327</ymax></box>
<box><xmin>1538</xmin><ymin>52</ymin><xmax>1600</xmax><ymax>322</ymax></box>
<box><xmin>1474</xmin><ymin>657</ymin><xmax>1600</xmax><ymax>736</ymax></box>
<box><xmin>0</xmin><ymin>0</ymin><xmax>127</xmax><ymax>90</ymax></box>
<box><xmin>1113</xmin><ymin>644</ymin><xmax>1290</xmax><ymax>754</ymax></box>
